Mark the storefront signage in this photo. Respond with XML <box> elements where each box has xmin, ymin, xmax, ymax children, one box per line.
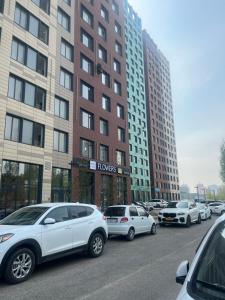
<box><xmin>90</xmin><ymin>161</ymin><xmax>117</xmax><ymax>173</ymax></box>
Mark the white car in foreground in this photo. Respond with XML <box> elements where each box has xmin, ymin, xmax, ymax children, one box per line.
<box><xmin>176</xmin><ymin>215</ymin><xmax>225</xmax><ymax>300</ymax></box>
<box><xmin>196</xmin><ymin>203</ymin><xmax>211</xmax><ymax>220</ymax></box>
<box><xmin>0</xmin><ymin>203</ymin><xmax>108</xmax><ymax>284</ymax></box>
<box><xmin>158</xmin><ymin>201</ymin><xmax>201</xmax><ymax>227</ymax></box>
<box><xmin>104</xmin><ymin>205</ymin><xmax>156</xmax><ymax>241</ymax></box>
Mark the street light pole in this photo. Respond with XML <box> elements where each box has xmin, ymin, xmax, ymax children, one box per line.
<box><xmin>195</xmin><ymin>186</ymin><xmax>200</xmax><ymax>202</ymax></box>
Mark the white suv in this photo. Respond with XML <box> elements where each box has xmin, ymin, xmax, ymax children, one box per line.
<box><xmin>213</xmin><ymin>203</ymin><xmax>225</xmax><ymax>215</ymax></box>
<box><xmin>158</xmin><ymin>201</ymin><xmax>201</xmax><ymax>227</ymax></box>
<box><xmin>104</xmin><ymin>205</ymin><xmax>156</xmax><ymax>241</ymax></box>
<box><xmin>0</xmin><ymin>203</ymin><xmax>108</xmax><ymax>284</ymax></box>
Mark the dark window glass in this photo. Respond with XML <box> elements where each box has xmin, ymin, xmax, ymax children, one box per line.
<box><xmin>11</xmin><ymin>39</ymin><xmax>25</xmax><ymax>63</ymax></box>
<box><xmin>33</xmin><ymin>123</ymin><xmax>44</xmax><ymax>147</ymax></box>
<box><xmin>80</xmin><ymin>28</ymin><xmax>94</xmax><ymax>51</ymax></box>
<box><xmin>15</xmin><ymin>4</ymin><xmax>28</xmax><ymax>29</ymax></box>
<box><xmin>117</xmin><ymin>104</ymin><xmax>124</xmax><ymax>119</ymax></box>
<box><xmin>116</xmin><ymin>150</ymin><xmax>126</xmax><ymax>166</ymax></box>
<box><xmin>114</xmin><ymin>80</ymin><xmax>122</xmax><ymax>95</ymax></box>
<box><xmin>81</xmin><ymin>5</ymin><xmax>93</xmax><ymax>27</ymax></box>
<box><xmin>80</xmin><ymin>138</ymin><xmax>94</xmax><ymax>159</ymax></box>
<box><xmin>5</xmin><ymin>115</ymin><xmax>20</xmax><ymax>142</ymax></box>
<box><xmin>102</xmin><ymin>95</ymin><xmax>110</xmax><ymax>111</ymax></box>
<box><xmin>57</xmin><ymin>7</ymin><xmax>70</xmax><ymax>31</ymax></box>
<box><xmin>100</xmin><ymin>5</ymin><xmax>109</xmax><ymax>22</ymax></box>
<box><xmin>118</xmin><ymin>127</ymin><xmax>125</xmax><ymax>142</ymax></box>
<box><xmin>51</xmin><ymin>168</ymin><xmax>71</xmax><ymax>202</ymax></box>
<box><xmin>104</xmin><ymin>207</ymin><xmax>125</xmax><ymax>217</ymax></box>
<box><xmin>80</xmin><ymin>109</ymin><xmax>94</xmax><ymax>130</ymax></box>
<box><xmin>80</xmin><ymin>80</ymin><xmax>94</xmax><ymax>101</ymax></box>
<box><xmin>98</xmin><ymin>45</ymin><xmax>107</xmax><ymax>63</ymax></box>
<box><xmin>54</xmin><ymin>96</ymin><xmax>69</xmax><ymax>120</ymax></box>
<box><xmin>0</xmin><ymin>0</ymin><xmax>5</xmax><ymax>14</ymax></box>
<box><xmin>129</xmin><ymin>207</ymin><xmax>138</xmax><ymax>217</ymax></box>
<box><xmin>32</xmin><ymin>0</ymin><xmax>50</xmax><ymax>14</ymax></box>
<box><xmin>60</xmin><ymin>68</ymin><xmax>73</xmax><ymax>90</ymax></box>
<box><xmin>27</xmin><ymin>47</ymin><xmax>37</xmax><ymax>70</ymax></box>
<box><xmin>63</xmin><ymin>0</ymin><xmax>71</xmax><ymax>6</ymax></box>
<box><xmin>100</xmin><ymin>119</ymin><xmax>108</xmax><ymax>136</ymax></box>
<box><xmin>112</xmin><ymin>1</ymin><xmax>119</xmax><ymax>15</ymax></box>
<box><xmin>54</xmin><ymin>130</ymin><xmax>68</xmax><ymax>153</ymax></box>
<box><xmin>69</xmin><ymin>206</ymin><xmax>94</xmax><ymax>219</ymax></box>
<box><xmin>98</xmin><ymin>23</ymin><xmax>107</xmax><ymax>40</ymax></box>
<box><xmin>101</xmin><ymin>71</ymin><xmax>110</xmax><ymax>87</ymax></box>
<box><xmin>115</xmin><ymin>41</ymin><xmax>122</xmax><ymax>56</ymax></box>
<box><xmin>46</xmin><ymin>207</ymin><xmax>70</xmax><ymax>223</ymax></box>
<box><xmin>100</xmin><ymin>144</ymin><xmax>109</xmax><ymax>162</ymax></box>
<box><xmin>61</xmin><ymin>38</ymin><xmax>73</xmax><ymax>61</ymax></box>
<box><xmin>22</xmin><ymin>119</ymin><xmax>33</xmax><ymax>145</ymax></box>
<box><xmin>115</xmin><ymin>21</ymin><xmax>122</xmax><ymax>36</ymax></box>
<box><xmin>80</xmin><ymin>54</ymin><xmax>94</xmax><ymax>75</ymax></box>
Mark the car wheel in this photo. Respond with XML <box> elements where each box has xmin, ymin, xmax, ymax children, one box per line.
<box><xmin>185</xmin><ymin>216</ymin><xmax>191</xmax><ymax>228</ymax></box>
<box><xmin>209</xmin><ymin>214</ymin><xmax>212</xmax><ymax>219</ymax></box>
<box><xmin>88</xmin><ymin>233</ymin><xmax>104</xmax><ymax>258</ymax></box>
<box><xmin>4</xmin><ymin>248</ymin><xmax>35</xmax><ymax>284</ymax></box>
<box><xmin>151</xmin><ymin>223</ymin><xmax>157</xmax><ymax>235</ymax></box>
<box><xmin>126</xmin><ymin>227</ymin><xmax>135</xmax><ymax>241</ymax></box>
<box><xmin>197</xmin><ymin>214</ymin><xmax>201</xmax><ymax>224</ymax></box>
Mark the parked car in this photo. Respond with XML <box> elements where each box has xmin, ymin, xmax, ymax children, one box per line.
<box><xmin>150</xmin><ymin>199</ymin><xmax>167</xmax><ymax>208</ymax></box>
<box><xmin>158</xmin><ymin>200</ymin><xmax>201</xmax><ymax>227</ymax></box>
<box><xmin>132</xmin><ymin>201</ymin><xmax>148</xmax><ymax>211</ymax></box>
<box><xmin>0</xmin><ymin>203</ymin><xmax>108</xmax><ymax>284</ymax></box>
<box><xmin>208</xmin><ymin>201</ymin><xmax>224</xmax><ymax>214</ymax></box>
<box><xmin>213</xmin><ymin>203</ymin><xmax>225</xmax><ymax>215</ymax></box>
<box><xmin>196</xmin><ymin>203</ymin><xmax>211</xmax><ymax>220</ymax></box>
<box><xmin>104</xmin><ymin>205</ymin><xmax>156</xmax><ymax>241</ymax></box>
<box><xmin>176</xmin><ymin>214</ymin><xmax>225</xmax><ymax>300</ymax></box>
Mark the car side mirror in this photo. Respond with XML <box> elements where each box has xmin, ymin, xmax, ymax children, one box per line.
<box><xmin>176</xmin><ymin>260</ymin><xmax>189</xmax><ymax>285</ymax></box>
<box><xmin>43</xmin><ymin>218</ymin><xmax>56</xmax><ymax>225</ymax></box>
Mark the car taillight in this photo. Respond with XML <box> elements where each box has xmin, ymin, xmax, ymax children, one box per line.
<box><xmin>120</xmin><ymin>217</ymin><xmax>129</xmax><ymax>223</ymax></box>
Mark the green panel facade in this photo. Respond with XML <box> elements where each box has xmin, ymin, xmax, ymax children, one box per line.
<box><xmin>124</xmin><ymin>1</ymin><xmax>151</xmax><ymax>202</ymax></box>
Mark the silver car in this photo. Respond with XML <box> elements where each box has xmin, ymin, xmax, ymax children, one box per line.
<box><xmin>176</xmin><ymin>214</ymin><xmax>225</xmax><ymax>299</ymax></box>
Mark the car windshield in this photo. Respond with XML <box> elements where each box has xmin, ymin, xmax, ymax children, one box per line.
<box><xmin>104</xmin><ymin>207</ymin><xmax>126</xmax><ymax>217</ymax></box>
<box><xmin>167</xmin><ymin>202</ymin><xmax>178</xmax><ymax>208</ymax></box>
<box><xmin>0</xmin><ymin>207</ymin><xmax>49</xmax><ymax>225</ymax></box>
<box><xmin>190</xmin><ymin>221</ymin><xmax>225</xmax><ymax>300</ymax></box>
<box><xmin>177</xmin><ymin>202</ymin><xmax>189</xmax><ymax>209</ymax></box>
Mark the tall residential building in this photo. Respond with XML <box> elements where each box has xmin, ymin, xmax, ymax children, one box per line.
<box><xmin>143</xmin><ymin>31</ymin><xmax>180</xmax><ymax>201</ymax></box>
<box><xmin>0</xmin><ymin>0</ymin><xmax>74</xmax><ymax>218</ymax></box>
<box><xmin>72</xmin><ymin>0</ymin><xmax>131</xmax><ymax>209</ymax></box>
<box><xmin>124</xmin><ymin>1</ymin><xmax>151</xmax><ymax>202</ymax></box>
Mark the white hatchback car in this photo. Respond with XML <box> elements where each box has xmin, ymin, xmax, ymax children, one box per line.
<box><xmin>176</xmin><ymin>215</ymin><xmax>225</xmax><ymax>300</ymax></box>
<box><xmin>104</xmin><ymin>205</ymin><xmax>156</xmax><ymax>241</ymax></box>
<box><xmin>208</xmin><ymin>202</ymin><xmax>224</xmax><ymax>214</ymax></box>
<box><xmin>0</xmin><ymin>203</ymin><xmax>108</xmax><ymax>284</ymax></box>
<box><xmin>196</xmin><ymin>203</ymin><xmax>211</xmax><ymax>220</ymax></box>
<box><xmin>213</xmin><ymin>203</ymin><xmax>225</xmax><ymax>216</ymax></box>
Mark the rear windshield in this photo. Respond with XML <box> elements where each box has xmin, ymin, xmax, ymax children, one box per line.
<box><xmin>104</xmin><ymin>207</ymin><xmax>126</xmax><ymax>217</ymax></box>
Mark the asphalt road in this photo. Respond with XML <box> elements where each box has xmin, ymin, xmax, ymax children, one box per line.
<box><xmin>0</xmin><ymin>216</ymin><xmax>216</xmax><ymax>300</ymax></box>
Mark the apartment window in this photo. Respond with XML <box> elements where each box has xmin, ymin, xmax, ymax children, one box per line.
<box><xmin>61</xmin><ymin>39</ymin><xmax>73</xmax><ymax>61</ymax></box>
<box><xmin>5</xmin><ymin>114</ymin><xmax>44</xmax><ymax>147</ymax></box>
<box><xmin>117</xmin><ymin>104</ymin><xmax>124</xmax><ymax>119</ymax></box>
<box><xmin>57</xmin><ymin>7</ymin><xmax>70</xmax><ymax>32</ymax></box>
<box><xmin>102</xmin><ymin>95</ymin><xmax>110</xmax><ymax>112</ymax></box>
<box><xmin>15</xmin><ymin>4</ymin><xmax>49</xmax><ymax>44</ymax></box>
<box><xmin>54</xmin><ymin>96</ymin><xmax>69</xmax><ymax>120</ymax></box>
<box><xmin>114</xmin><ymin>80</ymin><xmax>121</xmax><ymax>95</ymax></box>
<box><xmin>98</xmin><ymin>23</ymin><xmax>107</xmax><ymax>40</ymax></box>
<box><xmin>116</xmin><ymin>150</ymin><xmax>125</xmax><ymax>166</ymax></box>
<box><xmin>8</xmin><ymin>74</ymin><xmax>46</xmax><ymax>110</ymax></box>
<box><xmin>112</xmin><ymin>1</ymin><xmax>119</xmax><ymax>15</ymax></box>
<box><xmin>100</xmin><ymin>145</ymin><xmax>109</xmax><ymax>162</ymax></box>
<box><xmin>64</xmin><ymin>0</ymin><xmax>71</xmax><ymax>5</ymax></box>
<box><xmin>54</xmin><ymin>130</ymin><xmax>68</xmax><ymax>153</ymax></box>
<box><xmin>98</xmin><ymin>45</ymin><xmax>107</xmax><ymax>63</ymax></box>
<box><xmin>80</xmin><ymin>29</ymin><xmax>93</xmax><ymax>50</ymax></box>
<box><xmin>11</xmin><ymin>38</ymin><xmax>48</xmax><ymax>76</ymax></box>
<box><xmin>101</xmin><ymin>71</ymin><xmax>110</xmax><ymax>87</ymax></box>
<box><xmin>32</xmin><ymin>0</ymin><xmax>50</xmax><ymax>14</ymax></box>
<box><xmin>100</xmin><ymin>119</ymin><xmax>108</xmax><ymax>136</ymax></box>
<box><xmin>80</xmin><ymin>138</ymin><xmax>94</xmax><ymax>159</ymax></box>
<box><xmin>100</xmin><ymin>5</ymin><xmax>109</xmax><ymax>22</ymax></box>
<box><xmin>0</xmin><ymin>0</ymin><xmax>4</xmax><ymax>14</ymax></box>
<box><xmin>80</xmin><ymin>109</ymin><xmax>94</xmax><ymax>130</ymax></box>
<box><xmin>80</xmin><ymin>80</ymin><xmax>94</xmax><ymax>101</ymax></box>
<box><xmin>118</xmin><ymin>127</ymin><xmax>125</xmax><ymax>143</ymax></box>
<box><xmin>60</xmin><ymin>68</ymin><xmax>73</xmax><ymax>90</ymax></box>
<box><xmin>113</xmin><ymin>59</ymin><xmax>121</xmax><ymax>74</ymax></box>
<box><xmin>80</xmin><ymin>54</ymin><xmax>94</xmax><ymax>75</ymax></box>
<box><xmin>115</xmin><ymin>21</ymin><xmax>122</xmax><ymax>36</ymax></box>
<box><xmin>81</xmin><ymin>5</ymin><xmax>93</xmax><ymax>27</ymax></box>
<box><xmin>115</xmin><ymin>41</ymin><xmax>122</xmax><ymax>56</ymax></box>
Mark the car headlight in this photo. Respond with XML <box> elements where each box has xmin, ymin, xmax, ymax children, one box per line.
<box><xmin>0</xmin><ymin>233</ymin><xmax>14</xmax><ymax>243</ymax></box>
<box><xmin>177</xmin><ymin>213</ymin><xmax>185</xmax><ymax>216</ymax></box>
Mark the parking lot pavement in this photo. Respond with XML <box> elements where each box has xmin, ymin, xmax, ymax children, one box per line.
<box><xmin>0</xmin><ymin>216</ymin><xmax>217</xmax><ymax>300</ymax></box>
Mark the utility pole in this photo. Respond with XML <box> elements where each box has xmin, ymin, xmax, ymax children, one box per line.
<box><xmin>195</xmin><ymin>186</ymin><xmax>200</xmax><ymax>202</ymax></box>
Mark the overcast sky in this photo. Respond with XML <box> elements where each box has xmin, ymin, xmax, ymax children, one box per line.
<box><xmin>129</xmin><ymin>0</ymin><xmax>225</xmax><ymax>191</ymax></box>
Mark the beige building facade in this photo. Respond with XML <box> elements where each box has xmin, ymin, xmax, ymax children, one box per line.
<box><xmin>0</xmin><ymin>0</ymin><xmax>74</xmax><ymax>217</ymax></box>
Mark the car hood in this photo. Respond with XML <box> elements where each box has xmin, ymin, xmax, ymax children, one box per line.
<box><xmin>0</xmin><ymin>224</ymin><xmax>34</xmax><ymax>234</ymax></box>
<box><xmin>160</xmin><ymin>208</ymin><xmax>188</xmax><ymax>214</ymax></box>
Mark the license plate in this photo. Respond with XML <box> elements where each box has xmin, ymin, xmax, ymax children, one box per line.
<box><xmin>107</xmin><ymin>218</ymin><xmax>118</xmax><ymax>223</ymax></box>
<box><xmin>165</xmin><ymin>217</ymin><xmax>174</xmax><ymax>221</ymax></box>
